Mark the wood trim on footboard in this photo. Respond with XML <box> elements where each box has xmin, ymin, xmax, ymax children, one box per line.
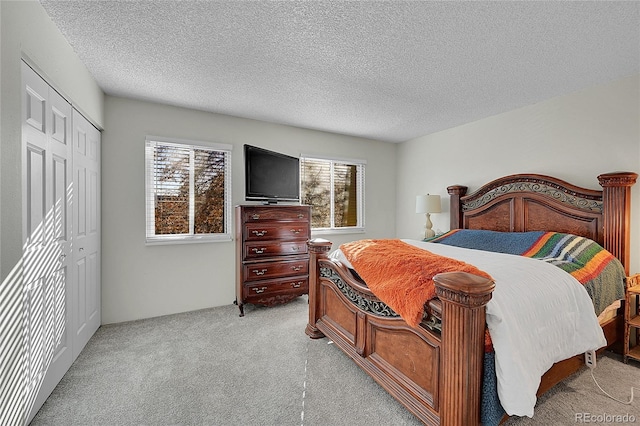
<box><xmin>306</xmin><ymin>239</ymin><xmax>495</xmax><ymax>426</ymax></box>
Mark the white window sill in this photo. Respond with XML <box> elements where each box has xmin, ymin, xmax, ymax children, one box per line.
<box><xmin>311</xmin><ymin>227</ymin><xmax>366</xmax><ymax>236</ymax></box>
<box><xmin>145</xmin><ymin>234</ymin><xmax>232</xmax><ymax>246</ymax></box>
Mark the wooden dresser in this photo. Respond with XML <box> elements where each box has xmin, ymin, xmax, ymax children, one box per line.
<box><xmin>235</xmin><ymin>205</ymin><xmax>311</xmax><ymax>316</ymax></box>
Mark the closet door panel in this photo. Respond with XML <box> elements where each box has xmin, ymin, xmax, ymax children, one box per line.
<box><xmin>25</xmin><ymin>145</ymin><xmax>46</xmax><ymax>248</ymax></box>
<box><xmin>72</xmin><ymin>109</ymin><xmax>101</xmax><ymax>359</ymax></box>
<box><xmin>22</xmin><ymin>62</ymin><xmax>74</xmax><ymax>424</ymax></box>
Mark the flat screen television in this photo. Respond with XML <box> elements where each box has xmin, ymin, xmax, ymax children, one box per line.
<box><xmin>244</xmin><ymin>144</ymin><xmax>300</xmax><ymax>204</ymax></box>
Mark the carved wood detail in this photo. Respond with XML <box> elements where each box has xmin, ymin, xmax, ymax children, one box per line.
<box><xmin>461</xmin><ymin>178</ymin><xmax>602</xmax><ymax>212</ymax></box>
<box><xmin>319</xmin><ymin>267</ymin><xmax>399</xmax><ymax>318</ymax></box>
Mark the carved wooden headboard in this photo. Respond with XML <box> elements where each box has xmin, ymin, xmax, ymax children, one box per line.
<box><xmin>447</xmin><ymin>172</ymin><xmax>637</xmax><ymax>274</ymax></box>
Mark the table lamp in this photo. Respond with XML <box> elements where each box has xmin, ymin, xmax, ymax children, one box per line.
<box><xmin>416</xmin><ymin>194</ymin><xmax>441</xmax><ymax>239</ymax></box>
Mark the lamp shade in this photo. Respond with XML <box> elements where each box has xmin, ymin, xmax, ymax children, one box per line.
<box><xmin>416</xmin><ymin>194</ymin><xmax>441</xmax><ymax>214</ymax></box>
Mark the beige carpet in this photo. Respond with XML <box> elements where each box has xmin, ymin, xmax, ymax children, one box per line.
<box><xmin>504</xmin><ymin>353</ymin><xmax>640</xmax><ymax>425</ymax></box>
<box><xmin>31</xmin><ymin>297</ymin><xmax>640</xmax><ymax>425</ymax></box>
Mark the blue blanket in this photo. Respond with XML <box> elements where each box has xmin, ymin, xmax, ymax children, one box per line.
<box><xmin>432</xmin><ymin>229</ymin><xmax>544</xmax><ymax>255</ymax></box>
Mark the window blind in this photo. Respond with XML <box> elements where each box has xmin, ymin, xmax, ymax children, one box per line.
<box><xmin>145</xmin><ymin>138</ymin><xmax>232</xmax><ymax>244</ymax></box>
<box><xmin>300</xmin><ymin>156</ymin><xmax>365</xmax><ymax>231</ymax></box>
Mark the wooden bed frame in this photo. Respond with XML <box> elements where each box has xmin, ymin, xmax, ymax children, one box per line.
<box><xmin>305</xmin><ymin>172</ymin><xmax>637</xmax><ymax>425</ymax></box>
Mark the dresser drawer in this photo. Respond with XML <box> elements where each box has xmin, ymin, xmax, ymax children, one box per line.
<box><xmin>242</xmin><ymin>206</ymin><xmax>310</xmax><ymax>222</ymax></box>
<box><xmin>244</xmin><ymin>241</ymin><xmax>308</xmax><ymax>259</ymax></box>
<box><xmin>244</xmin><ymin>259</ymin><xmax>309</xmax><ymax>281</ymax></box>
<box><xmin>244</xmin><ymin>222</ymin><xmax>309</xmax><ymax>241</ymax></box>
<box><xmin>243</xmin><ymin>277</ymin><xmax>309</xmax><ymax>302</ymax></box>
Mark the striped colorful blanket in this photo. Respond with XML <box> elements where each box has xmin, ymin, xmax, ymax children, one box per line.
<box><xmin>431</xmin><ymin>229</ymin><xmax>626</xmax><ymax>316</ymax></box>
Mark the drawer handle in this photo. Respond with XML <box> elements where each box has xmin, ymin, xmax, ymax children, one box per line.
<box><xmin>297</xmin><ymin>213</ymin><xmax>304</xmax><ymax>218</ymax></box>
<box><xmin>291</xmin><ymin>229</ymin><xmax>301</xmax><ymax>234</ymax></box>
<box><xmin>291</xmin><ymin>246</ymin><xmax>299</xmax><ymax>252</ymax></box>
<box><xmin>291</xmin><ymin>265</ymin><xmax>302</xmax><ymax>272</ymax></box>
<box><xmin>253</xmin><ymin>286</ymin><xmax>268</xmax><ymax>294</ymax></box>
<box><xmin>251</xmin><ymin>214</ymin><xmax>260</xmax><ymax>220</ymax></box>
<box><xmin>253</xmin><ymin>269</ymin><xmax>268</xmax><ymax>276</ymax></box>
<box><xmin>252</xmin><ymin>230</ymin><xmax>267</xmax><ymax>237</ymax></box>
<box><xmin>291</xmin><ymin>282</ymin><xmax>303</xmax><ymax>288</ymax></box>
<box><xmin>252</xmin><ymin>248</ymin><xmax>266</xmax><ymax>254</ymax></box>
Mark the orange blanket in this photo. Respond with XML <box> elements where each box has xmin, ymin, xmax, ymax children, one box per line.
<box><xmin>340</xmin><ymin>239</ymin><xmax>492</xmax><ymax>327</ymax></box>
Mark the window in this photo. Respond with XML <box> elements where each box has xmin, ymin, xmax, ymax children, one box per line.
<box><xmin>300</xmin><ymin>156</ymin><xmax>365</xmax><ymax>232</ymax></box>
<box><xmin>145</xmin><ymin>137</ymin><xmax>232</xmax><ymax>244</ymax></box>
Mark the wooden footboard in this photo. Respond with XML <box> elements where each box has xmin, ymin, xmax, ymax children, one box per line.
<box><xmin>305</xmin><ymin>239</ymin><xmax>495</xmax><ymax>425</ymax></box>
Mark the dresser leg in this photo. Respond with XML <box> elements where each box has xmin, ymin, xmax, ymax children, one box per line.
<box><xmin>238</xmin><ymin>303</ymin><xmax>245</xmax><ymax>317</ymax></box>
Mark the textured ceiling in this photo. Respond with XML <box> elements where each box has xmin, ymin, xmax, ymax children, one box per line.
<box><xmin>39</xmin><ymin>1</ymin><xmax>639</xmax><ymax>143</ymax></box>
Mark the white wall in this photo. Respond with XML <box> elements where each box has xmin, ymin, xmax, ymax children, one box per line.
<box><xmin>396</xmin><ymin>74</ymin><xmax>640</xmax><ymax>274</ymax></box>
<box><xmin>102</xmin><ymin>95</ymin><xmax>397</xmax><ymax>324</ymax></box>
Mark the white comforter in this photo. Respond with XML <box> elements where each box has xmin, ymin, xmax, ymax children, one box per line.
<box><xmin>331</xmin><ymin>239</ymin><xmax>606</xmax><ymax>417</ymax></box>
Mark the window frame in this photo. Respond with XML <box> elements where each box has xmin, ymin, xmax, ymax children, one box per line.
<box><xmin>300</xmin><ymin>154</ymin><xmax>366</xmax><ymax>234</ymax></box>
<box><xmin>145</xmin><ymin>136</ymin><xmax>233</xmax><ymax>245</ymax></box>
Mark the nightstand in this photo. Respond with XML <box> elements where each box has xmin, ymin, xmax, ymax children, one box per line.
<box><xmin>624</xmin><ymin>274</ymin><xmax>640</xmax><ymax>364</ymax></box>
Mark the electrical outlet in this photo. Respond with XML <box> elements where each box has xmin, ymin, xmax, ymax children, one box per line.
<box><xmin>585</xmin><ymin>349</ymin><xmax>597</xmax><ymax>369</ymax></box>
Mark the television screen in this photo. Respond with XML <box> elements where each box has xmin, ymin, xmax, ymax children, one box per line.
<box><xmin>244</xmin><ymin>145</ymin><xmax>300</xmax><ymax>203</ymax></box>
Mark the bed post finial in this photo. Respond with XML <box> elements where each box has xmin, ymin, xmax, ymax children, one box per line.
<box><xmin>597</xmin><ymin>172</ymin><xmax>637</xmax><ymax>275</ymax></box>
<box><xmin>306</xmin><ymin>238</ymin><xmax>332</xmax><ymax>339</ymax></box>
<box><xmin>447</xmin><ymin>185</ymin><xmax>468</xmax><ymax>230</ymax></box>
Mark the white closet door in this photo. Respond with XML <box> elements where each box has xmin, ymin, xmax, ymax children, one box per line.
<box><xmin>72</xmin><ymin>109</ymin><xmax>101</xmax><ymax>359</ymax></box>
<box><xmin>22</xmin><ymin>62</ymin><xmax>102</xmax><ymax>423</ymax></box>
<box><xmin>22</xmin><ymin>62</ymin><xmax>74</xmax><ymax>423</ymax></box>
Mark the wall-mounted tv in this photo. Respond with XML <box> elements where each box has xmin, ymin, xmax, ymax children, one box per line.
<box><xmin>244</xmin><ymin>144</ymin><xmax>300</xmax><ymax>204</ymax></box>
